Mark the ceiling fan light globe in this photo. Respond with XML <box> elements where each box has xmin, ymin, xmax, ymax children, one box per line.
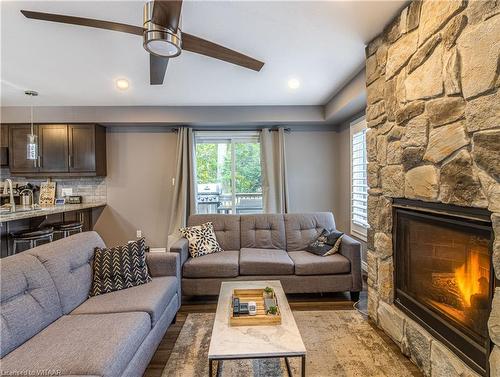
<box><xmin>143</xmin><ymin>29</ymin><xmax>182</xmax><ymax>58</ymax></box>
<box><xmin>146</xmin><ymin>39</ymin><xmax>180</xmax><ymax>57</ymax></box>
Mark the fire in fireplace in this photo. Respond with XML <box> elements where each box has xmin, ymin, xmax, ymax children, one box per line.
<box><xmin>393</xmin><ymin>199</ymin><xmax>495</xmax><ymax>376</ymax></box>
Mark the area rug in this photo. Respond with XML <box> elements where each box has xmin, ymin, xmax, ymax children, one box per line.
<box><xmin>161</xmin><ymin>310</ymin><xmax>421</xmax><ymax>377</ymax></box>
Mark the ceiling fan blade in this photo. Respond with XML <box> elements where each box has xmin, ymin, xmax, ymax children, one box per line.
<box><xmin>152</xmin><ymin>0</ymin><xmax>183</xmax><ymax>31</ymax></box>
<box><xmin>150</xmin><ymin>54</ymin><xmax>169</xmax><ymax>85</ymax></box>
<box><xmin>21</xmin><ymin>10</ymin><xmax>144</xmax><ymax>36</ymax></box>
<box><xmin>182</xmin><ymin>33</ymin><xmax>264</xmax><ymax>72</ymax></box>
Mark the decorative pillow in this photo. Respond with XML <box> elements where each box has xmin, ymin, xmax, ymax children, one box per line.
<box><xmin>305</xmin><ymin>229</ymin><xmax>344</xmax><ymax>257</ymax></box>
<box><xmin>180</xmin><ymin>222</ymin><xmax>223</xmax><ymax>258</ymax></box>
<box><xmin>90</xmin><ymin>237</ymin><xmax>152</xmax><ymax>297</ymax></box>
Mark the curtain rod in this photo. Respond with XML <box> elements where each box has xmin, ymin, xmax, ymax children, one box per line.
<box><xmin>170</xmin><ymin>127</ymin><xmax>291</xmax><ymax>133</ymax></box>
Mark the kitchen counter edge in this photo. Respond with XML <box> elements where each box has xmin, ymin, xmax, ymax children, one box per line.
<box><xmin>0</xmin><ymin>202</ymin><xmax>106</xmax><ymax>222</ymax></box>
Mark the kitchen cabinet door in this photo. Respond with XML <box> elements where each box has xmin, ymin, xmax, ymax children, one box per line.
<box><xmin>68</xmin><ymin>124</ymin><xmax>95</xmax><ymax>172</ymax></box>
<box><xmin>1</xmin><ymin>124</ymin><xmax>9</xmax><ymax>167</ymax></box>
<box><xmin>63</xmin><ymin>209</ymin><xmax>91</xmax><ymax>231</ymax></box>
<box><xmin>38</xmin><ymin>124</ymin><xmax>69</xmax><ymax>173</ymax></box>
<box><xmin>0</xmin><ymin>124</ymin><xmax>8</xmax><ymax>147</ymax></box>
<box><xmin>9</xmin><ymin>124</ymin><xmax>39</xmax><ymax>174</ymax></box>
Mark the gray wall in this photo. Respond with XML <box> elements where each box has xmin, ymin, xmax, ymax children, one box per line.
<box><xmin>286</xmin><ymin>130</ymin><xmax>338</xmax><ymax>215</ymax></box>
<box><xmin>94</xmin><ymin>127</ymin><xmax>346</xmax><ymax>248</ymax></box>
<box><xmin>93</xmin><ymin>128</ymin><xmax>177</xmax><ymax>247</ymax></box>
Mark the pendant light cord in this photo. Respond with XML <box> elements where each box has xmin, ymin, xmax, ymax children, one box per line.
<box><xmin>30</xmin><ymin>103</ymin><xmax>34</xmax><ymax>136</ymax></box>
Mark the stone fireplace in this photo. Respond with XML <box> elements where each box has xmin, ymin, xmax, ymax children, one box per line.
<box><xmin>365</xmin><ymin>0</ymin><xmax>499</xmax><ymax>376</ymax></box>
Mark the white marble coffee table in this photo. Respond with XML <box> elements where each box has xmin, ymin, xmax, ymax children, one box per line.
<box><xmin>208</xmin><ymin>280</ymin><xmax>306</xmax><ymax>376</ymax></box>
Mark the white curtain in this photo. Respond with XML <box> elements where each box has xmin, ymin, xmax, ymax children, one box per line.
<box><xmin>260</xmin><ymin>128</ymin><xmax>289</xmax><ymax>213</ymax></box>
<box><xmin>167</xmin><ymin>128</ymin><xmax>197</xmax><ymax>250</ymax></box>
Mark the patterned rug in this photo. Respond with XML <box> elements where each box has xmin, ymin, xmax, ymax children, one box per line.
<box><xmin>161</xmin><ymin>311</ymin><xmax>422</xmax><ymax>377</ymax></box>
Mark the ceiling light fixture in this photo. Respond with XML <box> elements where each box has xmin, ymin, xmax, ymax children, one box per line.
<box><xmin>143</xmin><ymin>2</ymin><xmax>182</xmax><ymax>58</ymax></box>
<box><xmin>288</xmin><ymin>78</ymin><xmax>300</xmax><ymax>90</ymax></box>
<box><xmin>116</xmin><ymin>79</ymin><xmax>129</xmax><ymax>90</ymax></box>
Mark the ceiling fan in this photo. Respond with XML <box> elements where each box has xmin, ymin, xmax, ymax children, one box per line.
<box><xmin>21</xmin><ymin>0</ymin><xmax>265</xmax><ymax>85</ymax></box>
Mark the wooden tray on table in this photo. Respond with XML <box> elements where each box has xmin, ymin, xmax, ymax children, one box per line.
<box><xmin>229</xmin><ymin>288</ymin><xmax>281</xmax><ymax>326</ymax></box>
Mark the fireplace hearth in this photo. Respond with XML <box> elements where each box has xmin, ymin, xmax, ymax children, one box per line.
<box><xmin>394</xmin><ymin>199</ymin><xmax>495</xmax><ymax>376</ymax></box>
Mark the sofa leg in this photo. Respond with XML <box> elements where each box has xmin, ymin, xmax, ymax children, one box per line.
<box><xmin>172</xmin><ymin>314</ymin><xmax>177</xmax><ymax>324</ymax></box>
<box><xmin>350</xmin><ymin>291</ymin><xmax>360</xmax><ymax>302</ymax></box>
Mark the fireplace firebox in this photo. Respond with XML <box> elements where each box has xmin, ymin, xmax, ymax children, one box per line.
<box><xmin>393</xmin><ymin>199</ymin><xmax>495</xmax><ymax>376</ymax></box>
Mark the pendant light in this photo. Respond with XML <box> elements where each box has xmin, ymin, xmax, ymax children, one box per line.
<box><xmin>25</xmin><ymin>90</ymin><xmax>38</xmax><ymax>160</ymax></box>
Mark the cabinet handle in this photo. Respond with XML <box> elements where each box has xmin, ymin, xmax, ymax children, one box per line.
<box><xmin>68</xmin><ymin>155</ymin><xmax>72</xmax><ymax>168</ymax></box>
<box><xmin>37</xmin><ymin>156</ymin><xmax>41</xmax><ymax>168</ymax></box>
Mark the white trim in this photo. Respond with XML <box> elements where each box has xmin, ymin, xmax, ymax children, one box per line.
<box><xmin>195</xmin><ymin>131</ymin><xmax>259</xmax><ymax>143</ymax></box>
<box><xmin>349</xmin><ymin>116</ymin><xmax>368</xmax><ymax>242</ymax></box>
<box><xmin>361</xmin><ymin>260</ymin><xmax>368</xmax><ymax>273</ymax></box>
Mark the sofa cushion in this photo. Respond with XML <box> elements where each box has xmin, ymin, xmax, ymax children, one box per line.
<box><xmin>284</xmin><ymin>213</ymin><xmax>336</xmax><ymax>251</ymax></box>
<box><xmin>71</xmin><ymin>276</ymin><xmax>176</xmax><ymax>327</ymax></box>
<box><xmin>28</xmin><ymin>231</ymin><xmax>106</xmax><ymax>314</ymax></box>
<box><xmin>0</xmin><ymin>312</ymin><xmax>150</xmax><ymax>377</ymax></box>
<box><xmin>91</xmin><ymin>237</ymin><xmax>152</xmax><ymax>297</ymax></box>
<box><xmin>288</xmin><ymin>251</ymin><xmax>350</xmax><ymax>276</ymax></box>
<box><xmin>241</xmin><ymin>214</ymin><xmax>286</xmax><ymax>250</ymax></box>
<box><xmin>0</xmin><ymin>254</ymin><xmax>63</xmax><ymax>358</ymax></box>
<box><xmin>188</xmin><ymin>214</ymin><xmax>240</xmax><ymax>251</ymax></box>
<box><xmin>180</xmin><ymin>222</ymin><xmax>223</xmax><ymax>258</ymax></box>
<box><xmin>183</xmin><ymin>250</ymin><xmax>239</xmax><ymax>278</ymax></box>
<box><xmin>305</xmin><ymin>229</ymin><xmax>344</xmax><ymax>256</ymax></box>
<box><xmin>239</xmin><ymin>248</ymin><xmax>294</xmax><ymax>275</ymax></box>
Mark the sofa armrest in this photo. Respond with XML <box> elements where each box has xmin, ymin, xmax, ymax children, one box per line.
<box><xmin>170</xmin><ymin>238</ymin><xmax>189</xmax><ymax>266</ymax></box>
<box><xmin>146</xmin><ymin>252</ymin><xmax>180</xmax><ymax>278</ymax></box>
<box><xmin>339</xmin><ymin>234</ymin><xmax>362</xmax><ymax>292</ymax></box>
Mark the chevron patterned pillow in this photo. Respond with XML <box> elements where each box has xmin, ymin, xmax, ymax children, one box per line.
<box><xmin>179</xmin><ymin>222</ymin><xmax>223</xmax><ymax>258</ymax></box>
<box><xmin>90</xmin><ymin>237</ymin><xmax>152</xmax><ymax>297</ymax></box>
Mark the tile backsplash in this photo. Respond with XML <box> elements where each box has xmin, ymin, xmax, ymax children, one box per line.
<box><xmin>0</xmin><ymin>168</ymin><xmax>107</xmax><ymax>203</ymax></box>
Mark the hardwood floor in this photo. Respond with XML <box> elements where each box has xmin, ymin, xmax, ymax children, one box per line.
<box><xmin>143</xmin><ymin>290</ymin><xmax>369</xmax><ymax>377</ymax></box>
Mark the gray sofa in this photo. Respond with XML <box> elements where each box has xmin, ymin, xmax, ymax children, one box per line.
<box><xmin>171</xmin><ymin>212</ymin><xmax>362</xmax><ymax>299</ymax></box>
<box><xmin>0</xmin><ymin>231</ymin><xmax>180</xmax><ymax>377</ymax></box>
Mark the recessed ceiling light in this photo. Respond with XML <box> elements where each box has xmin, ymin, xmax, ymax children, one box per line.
<box><xmin>288</xmin><ymin>78</ymin><xmax>300</xmax><ymax>90</ymax></box>
<box><xmin>116</xmin><ymin>79</ymin><xmax>129</xmax><ymax>90</ymax></box>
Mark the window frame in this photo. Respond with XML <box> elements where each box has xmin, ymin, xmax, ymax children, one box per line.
<box><xmin>349</xmin><ymin>116</ymin><xmax>368</xmax><ymax>241</ymax></box>
<box><xmin>194</xmin><ymin>131</ymin><xmax>261</xmax><ymax>214</ymax></box>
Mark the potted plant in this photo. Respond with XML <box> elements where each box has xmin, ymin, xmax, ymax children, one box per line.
<box><xmin>266</xmin><ymin>305</ymin><xmax>278</xmax><ymax>315</ymax></box>
<box><xmin>264</xmin><ymin>286</ymin><xmax>274</xmax><ymax>299</ymax></box>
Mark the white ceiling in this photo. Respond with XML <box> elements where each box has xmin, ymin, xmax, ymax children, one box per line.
<box><xmin>1</xmin><ymin>0</ymin><xmax>405</xmax><ymax>107</ymax></box>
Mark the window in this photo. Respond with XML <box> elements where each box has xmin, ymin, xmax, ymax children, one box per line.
<box><xmin>194</xmin><ymin>131</ymin><xmax>263</xmax><ymax>214</ymax></box>
<box><xmin>350</xmin><ymin>117</ymin><xmax>368</xmax><ymax>241</ymax></box>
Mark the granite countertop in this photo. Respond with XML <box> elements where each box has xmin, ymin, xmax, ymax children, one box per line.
<box><xmin>0</xmin><ymin>202</ymin><xmax>106</xmax><ymax>222</ymax></box>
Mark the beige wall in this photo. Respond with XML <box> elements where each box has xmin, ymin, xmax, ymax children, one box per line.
<box><xmin>94</xmin><ymin>128</ymin><xmax>177</xmax><ymax>247</ymax></box>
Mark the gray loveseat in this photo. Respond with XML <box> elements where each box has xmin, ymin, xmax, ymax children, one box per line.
<box><xmin>0</xmin><ymin>231</ymin><xmax>180</xmax><ymax>377</ymax></box>
<box><xmin>171</xmin><ymin>212</ymin><xmax>362</xmax><ymax>300</ymax></box>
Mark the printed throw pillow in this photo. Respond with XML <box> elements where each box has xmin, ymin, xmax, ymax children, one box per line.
<box><xmin>179</xmin><ymin>222</ymin><xmax>223</xmax><ymax>258</ymax></box>
<box><xmin>305</xmin><ymin>229</ymin><xmax>344</xmax><ymax>257</ymax></box>
<box><xmin>90</xmin><ymin>237</ymin><xmax>152</xmax><ymax>297</ymax></box>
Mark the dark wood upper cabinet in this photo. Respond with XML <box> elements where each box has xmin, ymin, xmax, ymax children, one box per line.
<box><xmin>68</xmin><ymin>124</ymin><xmax>95</xmax><ymax>172</ymax></box>
<box><xmin>0</xmin><ymin>124</ymin><xmax>8</xmax><ymax>148</ymax></box>
<box><xmin>69</xmin><ymin>124</ymin><xmax>106</xmax><ymax>176</ymax></box>
<box><xmin>0</xmin><ymin>124</ymin><xmax>9</xmax><ymax>166</ymax></box>
<box><xmin>7</xmin><ymin>123</ymin><xmax>106</xmax><ymax>177</ymax></box>
<box><xmin>9</xmin><ymin>124</ymin><xmax>38</xmax><ymax>174</ymax></box>
<box><xmin>38</xmin><ymin>124</ymin><xmax>69</xmax><ymax>173</ymax></box>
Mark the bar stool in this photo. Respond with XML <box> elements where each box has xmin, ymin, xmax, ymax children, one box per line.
<box><xmin>11</xmin><ymin>227</ymin><xmax>54</xmax><ymax>255</ymax></box>
<box><xmin>53</xmin><ymin>221</ymin><xmax>83</xmax><ymax>238</ymax></box>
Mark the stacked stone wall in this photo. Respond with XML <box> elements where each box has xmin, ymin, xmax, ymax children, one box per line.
<box><xmin>365</xmin><ymin>1</ymin><xmax>499</xmax><ymax>375</ymax></box>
